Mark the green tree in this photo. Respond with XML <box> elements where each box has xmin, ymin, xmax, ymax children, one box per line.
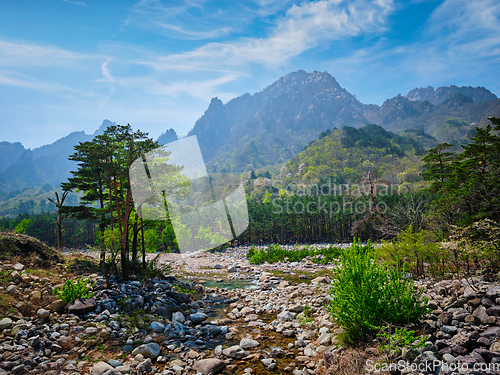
<box><xmin>64</xmin><ymin>124</ymin><xmax>158</xmax><ymax>279</ymax></box>
<box><xmin>48</xmin><ymin>190</ymin><xmax>70</xmax><ymax>251</ymax></box>
<box><xmin>14</xmin><ymin>218</ymin><xmax>31</xmax><ymax>234</ymax></box>
<box><xmin>423</xmin><ymin>117</ymin><xmax>500</xmax><ymax>225</ymax></box>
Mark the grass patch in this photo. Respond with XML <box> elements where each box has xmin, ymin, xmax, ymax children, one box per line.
<box><xmin>246</xmin><ymin>243</ymin><xmax>341</xmax><ymax>264</ymax></box>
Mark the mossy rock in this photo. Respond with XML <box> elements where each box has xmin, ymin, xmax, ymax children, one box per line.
<box><xmin>0</xmin><ymin>232</ymin><xmax>62</xmax><ymax>265</ymax></box>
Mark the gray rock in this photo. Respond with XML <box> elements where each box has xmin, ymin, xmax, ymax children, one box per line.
<box><xmin>222</xmin><ymin>345</ymin><xmax>249</xmax><ymax>359</ymax></box>
<box><xmin>486</xmin><ymin>286</ymin><xmax>500</xmax><ymax>299</ymax></box>
<box><xmin>451</xmin><ymin>332</ymin><xmax>470</xmax><ymax>348</ymax></box>
<box><xmin>149</xmin><ymin>321</ymin><xmax>165</xmax><ymax>333</ymax></box>
<box><xmin>193</xmin><ymin>358</ymin><xmax>226</xmax><ymax>375</ymax></box>
<box><xmin>277</xmin><ymin>311</ymin><xmax>295</xmax><ymax>322</ymax></box>
<box><xmin>28</xmin><ymin>335</ymin><xmax>40</xmax><ymax>348</ymax></box>
<box><xmin>303</xmin><ymin>344</ymin><xmax>316</xmax><ymax>356</ymax></box>
<box><xmin>12</xmin><ymin>263</ymin><xmax>24</xmax><ymax>271</ymax></box>
<box><xmin>107</xmin><ymin>359</ymin><xmax>122</xmax><ymax>368</ymax></box>
<box><xmin>115</xmin><ymin>366</ymin><xmax>130</xmax><ymax>374</ymax></box>
<box><xmin>473</xmin><ymin>305</ymin><xmax>489</xmax><ymax>324</ymax></box>
<box><xmin>282</xmin><ymin>329</ymin><xmax>295</xmax><ymax>337</ymax></box>
<box><xmin>190</xmin><ymin>312</ymin><xmax>208</xmax><ymax>325</ymax></box>
<box><xmin>6</xmin><ymin>285</ymin><xmax>17</xmax><ymax>294</ymax></box>
<box><xmin>261</xmin><ymin>358</ymin><xmax>276</xmax><ymax>367</ymax></box>
<box><xmin>289</xmin><ymin>305</ymin><xmax>304</xmax><ymax>313</ymax></box>
<box><xmin>480</xmin><ymin>326</ymin><xmax>500</xmax><ymax>337</ymax></box>
<box><xmin>0</xmin><ymin>318</ymin><xmax>12</xmax><ymax>330</ymax></box>
<box><xmin>318</xmin><ymin>332</ymin><xmax>334</xmax><ymax>345</ymax></box>
<box><xmin>65</xmin><ymin>298</ymin><xmax>96</xmax><ymax>315</ymax></box>
<box><xmin>36</xmin><ymin>308</ymin><xmax>50</xmax><ymax>320</ymax></box>
<box><xmin>137</xmin><ymin>359</ymin><xmax>152</xmax><ymax>372</ymax></box>
<box><xmin>85</xmin><ymin>327</ymin><xmax>98</xmax><ymax>335</ymax></box>
<box><xmin>442</xmin><ymin>325</ymin><xmax>458</xmax><ymax>335</ymax></box>
<box><xmin>324</xmin><ymin>346</ymin><xmax>336</xmax><ymax>366</ymax></box>
<box><xmin>240</xmin><ymin>338</ymin><xmax>260</xmax><ymax>349</ymax></box>
<box><xmin>131</xmin><ymin>343</ymin><xmax>161</xmax><ymax>360</ymax></box>
<box><xmin>172</xmin><ymin>311</ymin><xmax>185</xmax><ymax>324</ymax></box>
<box><xmin>90</xmin><ymin>362</ymin><xmax>120</xmax><ymax>375</ymax></box>
<box><xmin>414</xmin><ymin>351</ymin><xmax>439</xmax><ymax>373</ymax></box>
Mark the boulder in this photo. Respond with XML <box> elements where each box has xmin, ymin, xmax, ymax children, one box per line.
<box><xmin>149</xmin><ymin>321</ymin><xmax>165</xmax><ymax>333</ymax></box>
<box><xmin>65</xmin><ymin>298</ymin><xmax>96</xmax><ymax>315</ymax></box>
<box><xmin>190</xmin><ymin>312</ymin><xmax>208</xmax><ymax>325</ymax></box>
<box><xmin>90</xmin><ymin>362</ymin><xmax>120</xmax><ymax>375</ymax></box>
<box><xmin>36</xmin><ymin>308</ymin><xmax>50</xmax><ymax>320</ymax></box>
<box><xmin>193</xmin><ymin>358</ymin><xmax>226</xmax><ymax>375</ymax></box>
<box><xmin>0</xmin><ymin>318</ymin><xmax>12</xmax><ymax>330</ymax></box>
<box><xmin>240</xmin><ymin>338</ymin><xmax>260</xmax><ymax>349</ymax></box>
<box><xmin>131</xmin><ymin>343</ymin><xmax>161</xmax><ymax>360</ymax></box>
<box><xmin>222</xmin><ymin>345</ymin><xmax>248</xmax><ymax>359</ymax></box>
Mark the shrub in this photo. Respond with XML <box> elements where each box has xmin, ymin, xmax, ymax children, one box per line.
<box><xmin>448</xmin><ymin>219</ymin><xmax>500</xmax><ymax>275</ymax></box>
<box><xmin>327</xmin><ymin>241</ymin><xmax>429</xmax><ymax>343</ymax></box>
<box><xmin>246</xmin><ymin>243</ymin><xmax>341</xmax><ymax>264</ymax></box>
<box><xmin>376</xmin><ymin>226</ymin><xmax>443</xmax><ymax>276</ymax></box>
<box><xmin>378</xmin><ymin>326</ymin><xmax>429</xmax><ymax>360</ymax></box>
<box><xmin>54</xmin><ymin>276</ymin><xmax>94</xmax><ymax>305</ymax></box>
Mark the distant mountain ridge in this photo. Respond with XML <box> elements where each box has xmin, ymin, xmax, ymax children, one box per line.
<box><xmin>1</xmin><ymin>70</ymin><xmax>499</xmax><ymax>197</ymax></box>
<box><xmin>405</xmin><ymin>85</ymin><xmax>497</xmax><ymax>105</ymax></box>
<box><xmin>0</xmin><ymin>120</ymin><xmax>182</xmax><ymax>195</ymax></box>
<box><xmin>188</xmin><ymin>70</ymin><xmax>499</xmax><ymax>173</ymax></box>
<box><xmin>189</xmin><ymin>70</ymin><xmax>369</xmax><ymax>171</ymax></box>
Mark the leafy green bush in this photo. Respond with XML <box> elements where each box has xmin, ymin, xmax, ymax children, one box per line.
<box><xmin>378</xmin><ymin>326</ymin><xmax>428</xmax><ymax>360</ymax></box>
<box><xmin>53</xmin><ymin>276</ymin><xmax>94</xmax><ymax>305</ymax></box>
<box><xmin>377</xmin><ymin>226</ymin><xmax>443</xmax><ymax>276</ymax></box>
<box><xmin>246</xmin><ymin>243</ymin><xmax>341</xmax><ymax>264</ymax></box>
<box><xmin>448</xmin><ymin>219</ymin><xmax>500</xmax><ymax>274</ymax></box>
<box><xmin>327</xmin><ymin>241</ymin><xmax>430</xmax><ymax>343</ymax></box>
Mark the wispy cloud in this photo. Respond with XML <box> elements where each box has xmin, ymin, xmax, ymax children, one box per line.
<box><xmin>140</xmin><ymin>0</ymin><xmax>394</xmax><ymax>72</ymax></box>
<box><xmin>124</xmin><ymin>0</ymin><xmax>242</xmax><ymax>40</ymax></box>
<box><xmin>326</xmin><ymin>0</ymin><xmax>500</xmax><ymax>103</ymax></box>
<box><xmin>0</xmin><ymin>39</ymin><xmax>98</xmax><ymax>67</ymax></box>
<box><xmin>61</xmin><ymin>0</ymin><xmax>88</xmax><ymax>7</ymax></box>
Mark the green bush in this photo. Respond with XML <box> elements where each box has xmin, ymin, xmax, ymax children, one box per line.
<box><xmin>378</xmin><ymin>326</ymin><xmax>429</xmax><ymax>360</ymax></box>
<box><xmin>54</xmin><ymin>276</ymin><xmax>94</xmax><ymax>305</ymax></box>
<box><xmin>246</xmin><ymin>243</ymin><xmax>341</xmax><ymax>264</ymax></box>
<box><xmin>377</xmin><ymin>226</ymin><xmax>443</xmax><ymax>276</ymax></box>
<box><xmin>327</xmin><ymin>241</ymin><xmax>430</xmax><ymax>343</ymax></box>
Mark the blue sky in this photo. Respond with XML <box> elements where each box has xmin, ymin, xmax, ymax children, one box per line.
<box><xmin>1</xmin><ymin>0</ymin><xmax>499</xmax><ymax>149</ymax></box>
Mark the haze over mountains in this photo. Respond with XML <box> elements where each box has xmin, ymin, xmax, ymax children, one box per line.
<box><xmin>1</xmin><ymin>70</ymin><xmax>499</xmax><ymax>196</ymax></box>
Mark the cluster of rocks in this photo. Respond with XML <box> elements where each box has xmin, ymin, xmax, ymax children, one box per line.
<box><xmin>0</xmin><ymin>254</ymin><xmax>341</xmax><ymax>375</ymax></box>
<box><xmin>401</xmin><ymin>278</ymin><xmax>500</xmax><ymax>375</ymax></box>
<box><xmin>5</xmin><ymin>245</ymin><xmax>500</xmax><ymax>375</ymax></box>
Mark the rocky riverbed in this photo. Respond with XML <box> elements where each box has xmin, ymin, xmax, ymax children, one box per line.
<box><xmin>2</xmin><ymin>245</ymin><xmax>500</xmax><ymax>375</ymax></box>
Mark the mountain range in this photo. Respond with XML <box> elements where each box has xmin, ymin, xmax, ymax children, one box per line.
<box><xmin>189</xmin><ymin>70</ymin><xmax>498</xmax><ymax>173</ymax></box>
<box><xmin>1</xmin><ymin>70</ymin><xmax>499</xmax><ymax>199</ymax></box>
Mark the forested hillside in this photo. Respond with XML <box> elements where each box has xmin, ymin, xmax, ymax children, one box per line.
<box><xmin>278</xmin><ymin>124</ymin><xmax>434</xmax><ymax>187</ymax></box>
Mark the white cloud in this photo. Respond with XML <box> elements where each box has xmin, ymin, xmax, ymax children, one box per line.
<box><xmin>61</xmin><ymin>0</ymin><xmax>88</xmax><ymax>6</ymax></box>
<box><xmin>101</xmin><ymin>58</ymin><xmax>114</xmax><ymax>81</ymax></box>
<box><xmin>141</xmin><ymin>0</ymin><xmax>394</xmax><ymax>71</ymax></box>
<box><xmin>325</xmin><ymin>0</ymin><xmax>500</xmax><ymax>104</ymax></box>
<box><xmin>0</xmin><ymin>39</ymin><xmax>98</xmax><ymax>67</ymax></box>
<box><xmin>124</xmin><ymin>0</ymin><xmax>242</xmax><ymax>40</ymax></box>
